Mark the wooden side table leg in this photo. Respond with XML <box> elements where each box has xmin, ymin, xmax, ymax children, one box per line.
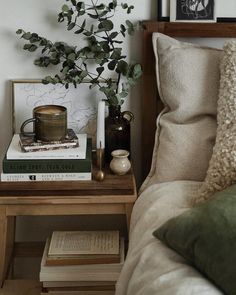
<box><xmin>125</xmin><ymin>204</ymin><xmax>133</xmax><ymax>236</ymax></box>
<box><xmin>0</xmin><ymin>207</ymin><xmax>15</xmax><ymax>287</ymax></box>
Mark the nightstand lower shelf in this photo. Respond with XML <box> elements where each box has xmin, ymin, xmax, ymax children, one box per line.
<box><xmin>0</xmin><ymin>280</ymin><xmax>115</xmax><ymax>295</ymax></box>
<box><xmin>0</xmin><ymin>170</ymin><xmax>137</xmax><ymax>289</ymax></box>
<box><xmin>3</xmin><ymin>241</ymin><xmax>117</xmax><ymax>294</ymax></box>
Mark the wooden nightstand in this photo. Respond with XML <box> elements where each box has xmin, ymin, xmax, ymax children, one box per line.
<box><xmin>0</xmin><ymin>167</ymin><xmax>137</xmax><ymax>291</ymax></box>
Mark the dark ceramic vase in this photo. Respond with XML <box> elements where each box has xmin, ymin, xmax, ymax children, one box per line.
<box><xmin>105</xmin><ymin>105</ymin><xmax>134</xmax><ymax>162</ymax></box>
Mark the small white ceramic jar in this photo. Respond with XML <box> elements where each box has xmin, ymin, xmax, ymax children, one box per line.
<box><xmin>110</xmin><ymin>149</ymin><xmax>131</xmax><ymax>175</ymax></box>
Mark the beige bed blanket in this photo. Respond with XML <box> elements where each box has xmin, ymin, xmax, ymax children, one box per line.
<box><xmin>115</xmin><ymin>181</ymin><xmax>223</xmax><ymax>295</ymax></box>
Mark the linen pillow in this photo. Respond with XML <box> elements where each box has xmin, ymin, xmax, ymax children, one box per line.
<box><xmin>153</xmin><ymin>184</ymin><xmax>236</xmax><ymax>295</ymax></box>
<box><xmin>195</xmin><ymin>40</ymin><xmax>236</xmax><ymax>203</ymax></box>
<box><xmin>143</xmin><ymin>33</ymin><xmax>222</xmax><ymax>188</ymax></box>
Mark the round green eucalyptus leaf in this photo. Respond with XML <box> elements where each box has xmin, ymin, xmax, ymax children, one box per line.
<box><xmin>16</xmin><ymin>29</ymin><xmax>23</xmax><ymax>34</ymax></box>
<box><xmin>96</xmin><ymin>66</ymin><xmax>104</xmax><ymax>75</ymax></box>
<box><xmin>22</xmin><ymin>32</ymin><xmax>32</xmax><ymax>40</ymax></box>
<box><xmin>108</xmin><ymin>60</ymin><xmax>117</xmax><ymax>70</ymax></box>
<box><xmin>110</xmin><ymin>32</ymin><xmax>119</xmax><ymax>39</ymax></box>
<box><xmin>98</xmin><ymin>20</ymin><xmax>114</xmax><ymax>31</ymax></box>
<box><xmin>62</xmin><ymin>4</ymin><xmax>69</xmax><ymax>12</ymax></box>
<box><xmin>68</xmin><ymin>53</ymin><xmax>76</xmax><ymax>61</ymax></box>
<box><xmin>116</xmin><ymin>60</ymin><xmax>128</xmax><ymax>75</ymax></box>
<box><xmin>132</xmin><ymin>63</ymin><xmax>142</xmax><ymax>79</ymax></box>
<box><xmin>67</xmin><ymin>22</ymin><xmax>76</xmax><ymax>30</ymax></box>
<box><xmin>28</xmin><ymin>44</ymin><xmax>38</xmax><ymax>52</ymax></box>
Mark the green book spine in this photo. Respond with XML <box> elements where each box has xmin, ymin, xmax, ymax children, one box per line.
<box><xmin>3</xmin><ymin>139</ymin><xmax>92</xmax><ymax>174</ymax></box>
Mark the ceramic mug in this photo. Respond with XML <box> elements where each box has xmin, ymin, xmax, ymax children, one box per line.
<box><xmin>20</xmin><ymin>105</ymin><xmax>67</xmax><ymax>142</ymax></box>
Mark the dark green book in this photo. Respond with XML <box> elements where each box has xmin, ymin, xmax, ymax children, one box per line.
<box><xmin>3</xmin><ymin>139</ymin><xmax>92</xmax><ymax>174</ymax></box>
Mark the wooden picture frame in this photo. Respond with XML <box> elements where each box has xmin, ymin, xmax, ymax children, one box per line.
<box><xmin>170</xmin><ymin>0</ymin><xmax>216</xmax><ymax>23</ymax></box>
<box><xmin>11</xmin><ymin>80</ymin><xmax>99</xmax><ymax>143</ymax></box>
<box><xmin>217</xmin><ymin>1</ymin><xmax>236</xmax><ymax>22</ymax></box>
<box><xmin>158</xmin><ymin>0</ymin><xmax>236</xmax><ymax>23</ymax></box>
<box><xmin>157</xmin><ymin>0</ymin><xmax>170</xmax><ymax>21</ymax></box>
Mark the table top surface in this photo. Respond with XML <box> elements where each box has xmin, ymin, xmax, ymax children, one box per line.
<box><xmin>0</xmin><ymin>167</ymin><xmax>136</xmax><ymax>198</ymax></box>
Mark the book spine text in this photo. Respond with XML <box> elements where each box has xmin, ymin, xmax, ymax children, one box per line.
<box><xmin>1</xmin><ymin>172</ymin><xmax>91</xmax><ymax>182</ymax></box>
<box><xmin>3</xmin><ymin>159</ymin><xmax>91</xmax><ymax>173</ymax></box>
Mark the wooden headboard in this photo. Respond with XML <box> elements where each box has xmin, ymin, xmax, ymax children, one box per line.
<box><xmin>141</xmin><ymin>21</ymin><xmax>236</xmax><ymax>181</ymax></box>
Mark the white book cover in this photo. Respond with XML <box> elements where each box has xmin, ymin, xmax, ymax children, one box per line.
<box><xmin>6</xmin><ymin>134</ymin><xmax>87</xmax><ymax>160</ymax></box>
<box><xmin>1</xmin><ymin>172</ymin><xmax>91</xmax><ymax>182</ymax></box>
<box><xmin>40</xmin><ymin>238</ymin><xmax>124</xmax><ymax>282</ymax></box>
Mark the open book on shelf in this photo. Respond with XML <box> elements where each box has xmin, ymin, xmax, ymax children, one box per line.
<box><xmin>48</xmin><ymin>231</ymin><xmax>120</xmax><ymax>256</ymax></box>
<box><xmin>46</xmin><ymin>231</ymin><xmax>120</xmax><ymax>266</ymax></box>
<box><xmin>40</xmin><ymin>237</ymin><xmax>125</xmax><ymax>282</ymax></box>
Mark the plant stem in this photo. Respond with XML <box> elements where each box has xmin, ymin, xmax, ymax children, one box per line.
<box><xmin>116</xmin><ymin>73</ymin><xmax>121</xmax><ymax>94</ymax></box>
<box><xmin>90</xmin><ymin>0</ymin><xmax>119</xmax><ymax>92</ymax></box>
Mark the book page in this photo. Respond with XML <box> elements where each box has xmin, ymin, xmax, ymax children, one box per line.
<box><xmin>48</xmin><ymin>231</ymin><xmax>119</xmax><ymax>256</ymax></box>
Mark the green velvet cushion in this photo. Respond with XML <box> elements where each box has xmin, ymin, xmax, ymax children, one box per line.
<box><xmin>153</xmin><ymin>184</ymin><xmax>236</xmax><ymax>295</ymax></box>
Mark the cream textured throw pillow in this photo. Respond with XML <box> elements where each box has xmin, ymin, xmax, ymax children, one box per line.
<box><xmin>196</xmin><ymin>40</ymin><xmax>236</xmax><ymax>203</ymax></box>
<box><xmin>141</xmin><ymin>33</ymin><xmax>222</xmax><ymax>191</ymax></box>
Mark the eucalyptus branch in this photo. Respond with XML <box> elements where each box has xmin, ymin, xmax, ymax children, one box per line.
<box><xmin>74</xmin><ymin>22</ymin><xmax>105</xmax><ymax>40</ymax></box>
<box><xmin>57</xmin><ymin>50</ymin><xmax>109</xmax><ymax>83</ymax></box>
<box><xmin>91</xmin><ymin>0</ymin><xmax>115</xmax><ymax>50</ymax></box>
<box><xmin>77</xmin><ymin>62</ymin><xmax>108</xmax><ymax>82</ymax></box>
<box><xmin>16</xmin><ymin>0</ymin><xmax>142</xmax><ymax>106</ymax></box>
<box><xmin>90</xmin><ymin>0</ymin><xmax>118</xmax><ymax>94</ymax></box>
<box><xmin>68</xmin><ymin>6</ymin><xmax>106</xmax><ymax>40</ymax></box>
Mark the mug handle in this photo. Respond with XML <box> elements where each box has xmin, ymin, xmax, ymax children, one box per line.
<box><xmin>122</xmin><ymin>111</ymin><xmax>134</xmax><ymax>123</ymax></box>
<box><xmin>20</xmin><ymin>118</ymin><xmax>36</xmax><ymax>137</ymax></box>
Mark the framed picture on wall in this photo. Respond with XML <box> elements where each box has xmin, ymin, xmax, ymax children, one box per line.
<box><xmin>158</xmin><ymin>0</ymin><xmax>236</xmax><ymax>22</ymax></box>
<box><xmin>157</xmin><ymin>0</ymin><xmax>170</xmax><ymax>21</ymax></box>
<box><xmin>11</xmin><ymin>79</ymin><xmax>100</xmax><ymax>146</ymax></box>
<box><xmin>170</xmin><ymin>0</ymin><xmax>216</xmax><ymax>22</ymax></box>
<box><xmin>217</xmin><ymin>1</ymin><xmax>236</xmax><ymax>22</ymax></box>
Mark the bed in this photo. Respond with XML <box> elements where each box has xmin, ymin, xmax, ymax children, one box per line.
<box><xmin>115</xmin><ymin>21</ymin><xmax>236</xmax><ymax>295</ymax></box>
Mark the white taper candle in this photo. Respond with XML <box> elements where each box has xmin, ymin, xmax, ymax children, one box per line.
<box><xmin>96</xmin><ymin>100</ymin><xmax>105</xmax><ymax>149</ymax></box>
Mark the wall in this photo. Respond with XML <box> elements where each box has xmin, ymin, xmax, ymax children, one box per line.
<box><xmin>0</xmin><ymin>0</ymin><xmax>156</xmax><ymax>242</ymax></box>
<box><xmin>0</xmin><ymin>0</ymin><xmax>156</xmax><ymax>185</ymax></box>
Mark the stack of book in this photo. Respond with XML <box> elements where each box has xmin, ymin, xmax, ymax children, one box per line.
<box><xmin>1</xmin><ymin>129</ymin><xmax>92</xmax><ymax>181</ymax></box>
<box><xmin>40</xmin><ymin>231</ymin><xmax>124</xmax><ymax>295</ymax></box>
